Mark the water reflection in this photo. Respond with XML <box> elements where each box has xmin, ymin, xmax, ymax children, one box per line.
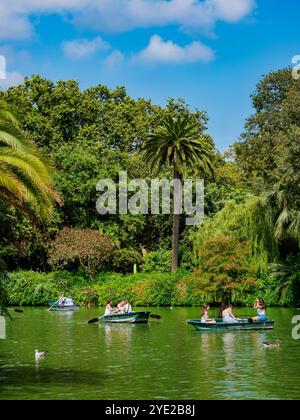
<box><xmin>222</xmin><ymin>333</ymin><xmax>236</xmax><ymax>373</ymax></box>
<box><xmin>0</xmin><ymin>365</ymin><xmax>107</xmax><ymax>387</ymax></box>
<box><xmin>101</xmin><ymin>323</ymin><xmax>136</xmax><ymax>367</ymax></box>
<box><xmin>1</xmin><ymin>307</ymin><xmax>299</xmax><ymax>400</ymax></box>
<box><xmin>102</xmin><ymin>323</ymin><xmax>134</xmax><ymax>347</ymax></box>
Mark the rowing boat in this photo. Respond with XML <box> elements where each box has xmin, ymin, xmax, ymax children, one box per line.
<box><xmin>49</xmin><ymin>305</ymin><xmax>80</xmax><ymax>312</ymax></box>
<box><xmin>48</xmin><ymin>302</ymin><xmax>80</xmax><ymax>312</ymax></box>
<box><xmin>187</xmin><ymin>318</ymin><xmax>274</xmax><ymax>331</ymax></box>
<box><xmin>99</xmin><ymin>311</ymin><xmax>151</xmax><ymax>324</ymax></box>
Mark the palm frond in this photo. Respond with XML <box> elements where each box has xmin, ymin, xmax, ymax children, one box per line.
<box><xmin>262</xmin><ymin>183</ymin><xmax>299</xmax><ymax>244</ymax></box>
<box><xmin>142</xmin><ymin>115</ymin><xmax>214</xmax><ymax>177</ymax></box>
<box><xmin>0</xmin><ymin>104</ymin><xmax>62</xmax><ymax>221</ymax></box>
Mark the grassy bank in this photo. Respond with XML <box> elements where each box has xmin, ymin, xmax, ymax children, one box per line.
<box><xmin>4</xmin><ymin>270</ymin><xmax>298</xmax><ymax>308</ymax></box>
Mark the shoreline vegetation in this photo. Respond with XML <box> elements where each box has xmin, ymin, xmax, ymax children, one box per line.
<box><xmin>5</xmin><ymin>269</ymin><xmax>299</xmax><ymax>308</ymax></box>
<box><xmin>1</xmin><ymin>68</ymin><xmax>300</xmax><ymax>312</ymax></box>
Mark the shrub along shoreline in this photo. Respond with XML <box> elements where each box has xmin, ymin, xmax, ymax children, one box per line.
<box><xmin>4</xmin><ymin>270</ymin><xmax>299</xmax><ymax>308</ymax></box>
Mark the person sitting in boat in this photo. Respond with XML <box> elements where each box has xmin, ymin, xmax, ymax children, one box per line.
<box><xmin>58</xmin><ymin>294</ymin><xmax>66</xmax><ymax>305</ymax></box>
<box><xmin>104</xmin><ymin>300</ymin><xmax>116</xmax><ymax>316</ymax></box>
<box><xmin>116</xmin><ymin>300</ymin><xmax>126</xmax><ymax>313</ymax></box>
<box><xmin>200</xmin><ymin>304</ymin><xmax>216</xmax><ymax>324</ymax></box>
<box><xmin>222</xmin><ymin>304</ymin><xmax>239</xmax><ymax>324</ymax></box>
<box><xmin>64</xmin><ymin>297</ymin><xmax>75</xmax><ymax>307</ymax></box>
<box><xmin>252</xmin><ymin>298</ymin><xmax>268</xmax><ymax>322</ymax></box>
<box><xmin>124</xmin><ymin>301</ymin><xmax>132</xmax><ymax>313</ymax></box>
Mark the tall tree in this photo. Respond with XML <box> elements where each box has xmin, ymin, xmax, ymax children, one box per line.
<box><xmin>234</xmin><ymin>67</ymin><xmax>300</xmax><ymax>258</ymax></box>
<box><xmin>143</xmin><ymin>115</ymin><xmax>214</xmax><ymax>271</ymax></box>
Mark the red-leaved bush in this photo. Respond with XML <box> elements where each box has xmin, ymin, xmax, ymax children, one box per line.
<box><xmin>49</xmin><ymin>228</ymin><xmax>114</xmax><ymax>278</ymax></box>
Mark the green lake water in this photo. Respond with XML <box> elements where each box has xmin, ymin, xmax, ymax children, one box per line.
<box><xmin>0</xmin><ymin>307</ymin><xmax>300</xmax><ymax>400</ymax></box>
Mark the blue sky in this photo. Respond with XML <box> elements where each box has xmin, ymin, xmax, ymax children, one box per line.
<box><xmin>0</xmin><ymin>0</ymin><xmax>299</xmax><ymax>151</ymax></box>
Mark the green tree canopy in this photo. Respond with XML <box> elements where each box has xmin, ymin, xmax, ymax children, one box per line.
<box><xmin>233</xmin><ymin>68</ymin><xmax>300</xmax><ymax>256</ymax></box>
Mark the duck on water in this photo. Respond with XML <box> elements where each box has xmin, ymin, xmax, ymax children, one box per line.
<box><xmin>35</xmin><ymin>350</ymin><xmax>48</xmax><ymax>361</ymax></box>
<box><xmin>263</xmin><ymin>340</ymin><xmax>281</xmax><ymax>349</ymax></box>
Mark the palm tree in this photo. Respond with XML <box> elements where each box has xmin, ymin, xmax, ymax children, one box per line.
<box><xmin>263</xmin><ymin>184</ymin><xmax>300</xmax><ymax>248</ymax></box>
<box><xmin>0</xmin><ymin>104</ymin><xmax>62</xmax><ymax>220</ymax></box>
<box><xmin>0</xmin><ymin>103</ymin><xmax>62</xmax><ymax>315</ymax></box>
<box><xmin>143</xmin><ymin>115</ymin><xmax>214</xmax><ymax>271</ymax></box>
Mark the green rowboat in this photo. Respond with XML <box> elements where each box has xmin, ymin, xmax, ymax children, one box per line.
<box><xmin>48</xmin><ymin>302</ymin><xmax>80</xmax><ymax>312</ymax></box>
<box><xmin>99</xmin><ymin>311</ymin><xmax>151</xmax><ymax>324</ymax></box>
<box><xmin>187</xmin><ymin>318</ymin><xmax>274</xmax><ymax>332</ymax></box>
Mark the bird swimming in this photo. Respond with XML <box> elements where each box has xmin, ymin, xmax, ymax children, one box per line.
<box><xmin>263</xmin><ymin>340</ymin><xmax>281</xmax><ymax>349</ymax></box>
<box><xmin>35</xmin><ymin>349</ymin><xmax>48</xmax><ymax>360</ymax></box>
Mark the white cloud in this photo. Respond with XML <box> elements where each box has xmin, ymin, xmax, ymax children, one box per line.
<box><xmin>208</xmin><ymin>0</ymin><xmax>256</xmax><ymax>23</ymax></box>
<box><xmin>0</xmin><ymin>56</ymin><xmax>6</xmax><ymax>80</ymax></box>
<box><xmin>0</xmin><ymin>0</ymin><xmax>256</xmax><ymax>40</ymax></box>
<box><xmin>104</xmin><ymin>50</ymin><xmax>125</xmax><ymax>68</ymax></box>
<box><xmin>134</xmin><ymin>35</ymin><xmax>214</xmax><ymax>64</ymax></box>
<box><xmin>62</xmin><ymin>36</ymin><xmax>110</xmax><ymax>59</ymax></box>
<box><xmin>0</xmin><ymin>71</ymin><xmax>24</xmax><ymax>90</ymax></box>
<box><xmin>0</xmin><ymin>45</ymin><xmax>31</xmax><ymax>65</ymax></box>
<box><xmin>73</xmin><ymin>0</ymin><xmax>256</xmax><ymax>33</ymax></box>
<box><xmin>0</xmin><ymin>3</ymin><xmax>33</xmax><ymax>40</ymax></box>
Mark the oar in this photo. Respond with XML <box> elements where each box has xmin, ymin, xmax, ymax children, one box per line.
<box><xmin>8</xmin><ymin>308</ymin><xmax>24</xmax><ymax>314</ymax></box>
<box><xmin>150</xmin><ymin>314</ymin><xmax>162</xmax><ymax>320</ymax></box>
<box><xmin>88</xmin><ymin>317</ymin><xmax>100</xmax><ymax>324</ymax></box>
<box><xmin>88</xmin><ymin>313</ymin><xmax>162</xmax><ymax>323</ymax></box>
<box><xmin>48</xmin><ymin>300</ymin><xmax>59</xmax><ymax>311</ymax></box>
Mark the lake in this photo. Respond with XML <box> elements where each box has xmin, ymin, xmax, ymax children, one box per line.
<box><xmin>0</xmin><ymin>307</ymin><xmax>299</xmax><ymax>400</ymax></box>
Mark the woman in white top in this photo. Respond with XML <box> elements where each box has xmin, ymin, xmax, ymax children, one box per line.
<box><xmin>104</xmin><ymin>300</ymin><xmax>115</xmax><ymax>316</ymax></box>
<box><xmin>64</xmin><ymin>297</ymin><xmax>74</xmax><ymax>307</ymax></box>
<box><xmin>117</xmin><ymin>301</ymin><xmax>126</xmax><ymax>313</ymax></box>
<box><xmin>200</xmin><ymin>304</ymin><xmax>216</xmax><ymax>324</ymax></box>
<box><xmin>124</xmin><ymin>301</ymin><xmax>132</xmax><ymax>313</ymax></box>
<box><xmin>222</xmin><ymin>304</ymin><xmax>239</xmax><ymax>324</ymax></box>
<box><xmin>58</xmin><ymin>294</ymin><xmax>66</xmax><ymax>305</ymax></box>
<box><xmin>252</xmin><ymin>298</ymin><xmax>267</xmax><ymax>322</ymax></box>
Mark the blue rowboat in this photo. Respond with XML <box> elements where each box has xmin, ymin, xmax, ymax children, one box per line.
<box><xmin>99</xmin><ymin>311</ymin><xmax>151</xmax><ymax>324</ymax></box>
<box><xmin>187</xmin><ymin>318</ymin><xmax>274</xmax><ymax>332</ymax></box>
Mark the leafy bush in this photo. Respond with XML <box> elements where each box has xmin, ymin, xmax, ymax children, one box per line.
<box><xmin>111</xmin><ymin>249</ymin><xmax>142</xmax><ymax>273</ymax></box>
<box><xmin>49</xmin><ymin>228</ymin><xmax>114</xmax><ymax>278</ymax></box>
<box><xmin>188</xmin><ymin>236</ymin><xmax>257</xmax><ymax>303</ymax></box>
<box><xmin>6</xmin><ymin>270</ymin><xmax>88</xmax><ymax>306</ymax></box>
<box><xmin>72</xmin><ymin>287</ymin><xmax>99</xmax><ymax>307</ymax></box>
<box><xmin>0</xmin><ymin>270</ymin><xmax>10</xmax><ymax>316</ymax></box>
<box><xmin>142</xmin><ymin>250</ymin><xmax>172</xmax><ymax>273</ymax></box>
<box><xmin>5</xmin><ymin>270</ymin><xmax>187</xmax><ymax>307</ymax></box>
<box><xmin>4</xmin><ymin>263</ymin><xmax>299</xmax><ymax>308</ymax></box>
<box><xmin>7</xmin><ymin>271</ymin><xmax>60</xmax><ymax>306</ymax></box>
<box><xmin>256</xmin><ymin>256</ymin><xmax>300</xmax><ymax>307</ymax></box>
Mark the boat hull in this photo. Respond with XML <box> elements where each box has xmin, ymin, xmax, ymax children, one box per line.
<box><xmin>99</xmin><ymin>311</ymin><xmax>151</xmax><ymax>324</ymax></box>
<box><xmin>49</xmin><ymin>305</ymin><xmax>80</xmax><ymax>312</ymax></box>
<box><xmin>187</xmin><ymin>319</ymin><xmax>274</xmax><ymax>331</ymax></box>
<box><xmin>48</xmin><ymin>301</ymin><xmax>80</xmax><ymax>312</ymax></box>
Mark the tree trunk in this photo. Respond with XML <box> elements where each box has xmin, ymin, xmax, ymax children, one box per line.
<box><xmin>172</xmin><ymin>168</ymin><xmax>181</xmax><ymax>272</ymax></box>
<box><xmin>172</xmin><ymin>213</ymin><xmax>180</xmax><ymax>272</ymax></box>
